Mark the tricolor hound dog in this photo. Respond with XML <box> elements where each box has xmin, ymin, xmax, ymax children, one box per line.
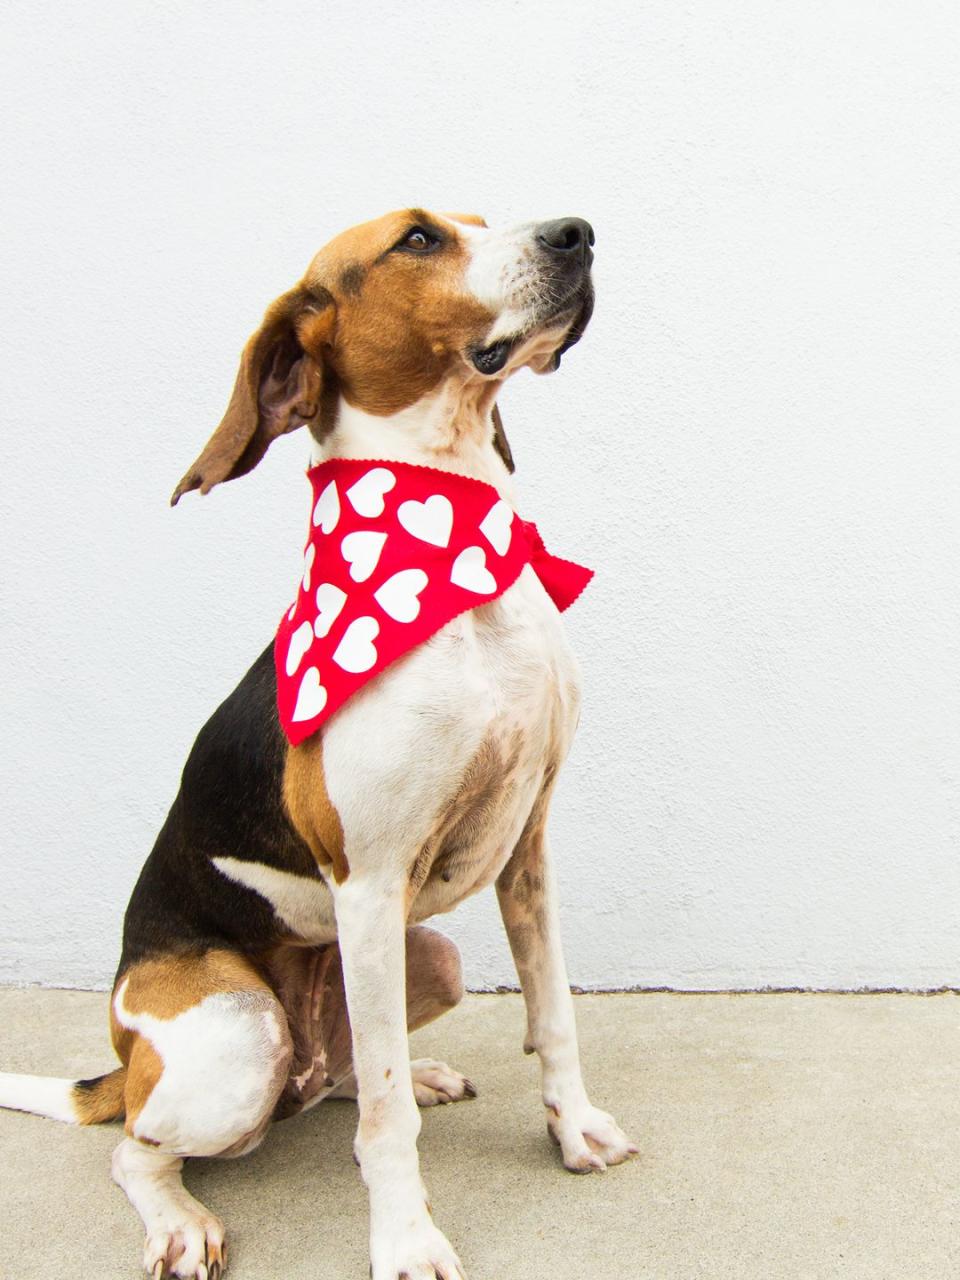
<box><xmin>0</xmin><ymin>208</ymin><xmax>636</xmax><ymax>1279</ymax></box>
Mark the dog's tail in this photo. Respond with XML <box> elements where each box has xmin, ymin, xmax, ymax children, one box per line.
<box><xmin>0</xmin><ymin>1067</ymin><xmax>126</xmax><ymax>1125</ymax></box>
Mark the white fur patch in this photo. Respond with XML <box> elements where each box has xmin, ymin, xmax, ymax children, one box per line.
<box><xmin>114</xmin><ymin>979</ymin><xmax>288</xmax><ymax>1155</ymax></box>
<box><xmin>462</xmin><ymin>221</ymin><xmax>546</xmax><ymax>342</ymax></box>
<box><xmin>0</xmin><ymin>1072</ymin><xmax>78</xmax><ymax>1123</ymax></box>
<box><xmin>212</xmin><ymin>855</ymin><xmax>336</xmax><ymax>943</ymax></box>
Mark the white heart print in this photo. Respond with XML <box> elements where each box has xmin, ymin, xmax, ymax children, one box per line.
<box><xmin>479</xmin><ymin>499</ymin><xmax>514</xmax><ymax>556</ymax></box>
<box><xmin>340</xmin><ymin>530</ymin><xmax>387</xmax><ymax>583</ymax></box>
<box><xmin>333</xmin><ymin>616</ymin><xmax>380</xmax><ymax>673</ymax></box>
<box><xmin>374</xmin><ymin>569</ymin><xmax>429</xmax><ymax>623</ymax></box>
<box><xmin>314</xmin><ymin>583</ymin><xmax>347</xmax><ymax>638</ymax></box>
<box><xmin>292</xmin><ymin>667</ymin><xmax>327</xmax><ymax>721</ymax></box>
<box><xmin>397</xmin><ymin>494</ymin><xmax>454</xmax><ymax>547</ymax></box>
<box><xmin>451</xmin><ymin>546</ymin><xmax>497</xmax><ymax>594</ymax></box>
<box><xmin>285</xmin><ymin>620</ymin><xmax>315</xmax><ymax>677</ymax></box>
<box><xmin>346</xmin><ymin>467</ymin><xmax>396</xmax><ymax>518</ymax></box>
<box><xmin>312</xmin><ymin>480</ymin><xmax>340</xmax><ymax>534</ymax></box>
<box><xmin>301</xmin><ymin>543</ymin><xmax>316</xmax><ymax>592</ymax></box>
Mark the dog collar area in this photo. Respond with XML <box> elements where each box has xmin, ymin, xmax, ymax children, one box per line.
<box><xmin>274</xmin><ymin>458</ymin><xmax>593</xmax><ymax>743</ymax></box>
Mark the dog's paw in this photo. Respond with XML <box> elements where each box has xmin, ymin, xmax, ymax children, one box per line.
<box><xmin>142</xmin><ymin>1212</ymin><xmax>226</xmax><ymax>1279</ymax></box>
<box><xmin>547</xmin><ymin>1102</ymin><xmax>639</xmax><ymax>1173</ymax></box>
<box><xmin>411</xmin><ymin>1058</ymin><xmax>477</xmax><ymax>1107</ymax></box>
<box><xmin>371</xmin><ymin>1215</ymin><xmax>466</xmax><ymax>1280</ymax></box>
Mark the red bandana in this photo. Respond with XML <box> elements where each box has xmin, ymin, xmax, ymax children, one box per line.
<box><xmin>274</xmin><ymin>459</ymin><xmax>593</xmax><ymax>744</ymax></box>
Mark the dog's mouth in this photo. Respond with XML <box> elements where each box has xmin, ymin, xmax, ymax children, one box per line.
<box><xmin>469</xmin><ymin>279</ymin><xmax>594</xmax><ymax>377</ymax></box>
<box><xmin>469</xmin><ymin>339</ymin><xmax>514</xmax><ymax>376</ymax></box>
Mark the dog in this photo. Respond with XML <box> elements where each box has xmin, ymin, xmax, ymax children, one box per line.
<box><xmin>0</xmin><ymin>207</ymin><xmax>636</xmax><ymax>1280</ymax></box>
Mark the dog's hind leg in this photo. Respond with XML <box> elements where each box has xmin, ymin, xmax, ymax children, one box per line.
<box><xmin>110</xmin><ymin>948</ymin><xmax>293</xmax><ymax>1279</ymax></box>
<box><xmin>405</xmin><ymin>925</ymin><xmax>477</xmax><ymax>1105</ymax></box>
<box><xmin>322</xmin><ymin>925</ymin><xmax>476</xmax><ymax>1107</ymax></box>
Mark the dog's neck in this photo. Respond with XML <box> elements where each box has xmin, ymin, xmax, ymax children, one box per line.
<box><xmin>310</xmin><ymin>374</ymin><xmax>512</xmax><ymax>496</ymax></box>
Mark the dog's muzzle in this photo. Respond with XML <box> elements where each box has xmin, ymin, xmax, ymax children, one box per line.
<box><xmin>470</xmin><ymin>217</ymin><xmax>596</xmax><ymax>375</ymax></box>
<box><xmin>535</xmin><ymin>217</ymin><xmax>595</xmax><ymax>368</ymax></box>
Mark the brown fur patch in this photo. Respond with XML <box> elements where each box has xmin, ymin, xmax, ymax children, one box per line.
<box><xmin>121</xmin><ymin>1036</ymin><xmax>165</xmax><ymax>1137</ymax></box>
<box><xmin>495</xmin><ymin>763</ymin><xmax>560</xmax><ymax>977</ymax></box>
<box><xmin>406</xmin><ymin>731</ymin><xmax>526</xmax><ymax>902</ymax></box>
<box><xmin>498</xmin><ymin>771</ymin><xmax>553</xmax><ymax>897</ymax></box>
<box><xmin>116</xmin><ymin>950</ymin><xmax>270</xmax><ymax>1024</ymax></box>
<box><xmin>172</xmin><ymin>289</ymin><xmax>334</xmax><ymax>504</ymax></box>
<box><xmin>441</xmin><ymin>731</ymin><xmax>524</xmax><ymax>844</ymax></box>
<box><xmin>283</xmin><ymin>735</ymin><xmax>348</xmax><ymax>882</ymax></box>
<box><xmin>72</xmin><ymin>1068</ymin><xmax>126</xmax><ymax>1124</ymax></box>
<box><xmin>303</xmin><ymin>209</ymin><xmax>496</xmax><ymax>417</ymax></box>
<box><xmin>407</xmin><ymin>736</ymin><xmax>503</xmax><ymax>896</ymax></box>
<box><xmin>508</xmin><ymin>921</ymin><xmax>535</xmax><ymax>965</ymax></box>
<box><xmin>511</xmin><ymin>867</ymin><xmax>544</xmax><ymax>908</ymax></box>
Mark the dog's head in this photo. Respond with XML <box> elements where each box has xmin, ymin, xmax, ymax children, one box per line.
<box><xmin>171</xmin><ymin>209</ymin><xmax>594</xmax><ymax>504</ymax></box>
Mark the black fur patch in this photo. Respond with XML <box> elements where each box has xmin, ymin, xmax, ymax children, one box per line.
<box><xmin>338</xmin><ymin>263</ymin><xmax>365</xmax><ymax>296</ymax></box>
<box><xmin>74</xmin><ymin>1076</ymin><xmax>106</xmax><ymax>1094</ymax></box>
<box><xmin>117</xmin><ymin>645</ymin><xmax>321</xmax><ymax>978</ymax></box>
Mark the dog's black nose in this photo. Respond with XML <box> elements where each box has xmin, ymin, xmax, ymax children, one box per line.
<box><xmin>536</xmin><ymin>217</ymin><xmax>595</xmax><ymax>255</ymax></box>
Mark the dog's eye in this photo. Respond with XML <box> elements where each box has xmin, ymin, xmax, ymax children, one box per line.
<box><xmin>396</xmin><ymin>226</ymin><xmax>440</xmax><ymax>254</ymax></box>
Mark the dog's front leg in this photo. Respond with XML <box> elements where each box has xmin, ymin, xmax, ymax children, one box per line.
<box><xmin>334</xmin><ymin>875</ymin><xmax>466</xmax><ymax>1280</ymax></box>
<box><xmin>496</xmin><ymin>810</ymin><xmax>638</xmax><ymax>1173</ymax></box>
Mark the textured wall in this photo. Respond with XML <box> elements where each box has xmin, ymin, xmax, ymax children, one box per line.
<box><xmin>2</xmin><ymin>1</ymin><xmax>959</xmax><ymax>990</ymax></box>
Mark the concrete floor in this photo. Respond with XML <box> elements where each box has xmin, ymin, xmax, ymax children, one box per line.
<box><xmin>0</xmin><ymin>989</ymin><xmax>958</xmax><ymax>1279</ymax></box>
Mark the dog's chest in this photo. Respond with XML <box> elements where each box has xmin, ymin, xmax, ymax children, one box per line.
<box><xmin>241</xmin><ymin>569</ymin><xmax>579</xmax><ymax>942</ymax></box>
<box><xmin>213</xmin><ymin>571</ymin><xmax>579</xmax><ymax>944</ymax></box>
<box><xmin>404</xmin><ymin>570</ymin><xmax>580</xmax><ymax>918</ymax></box>
<box><xmin>326</xmin><ymin>564</ymin><xmax>579</xmax><ymax>898</ymax></box>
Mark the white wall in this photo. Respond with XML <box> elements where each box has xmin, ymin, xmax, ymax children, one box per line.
<box><xmin>2</xmin><ymin>1</ymin><xmax>958</xmax><ymax>991</ymax></box>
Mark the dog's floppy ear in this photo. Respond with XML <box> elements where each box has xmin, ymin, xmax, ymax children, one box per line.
<box><xmin>171</xmin><ymin>287</ymin><xmax>334</xmax><ymax>505</ymax></box>
<box><xmin>491</xmin><ymin>403</ymin><xmax>515</xmax><ymax>473</ymax></box>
